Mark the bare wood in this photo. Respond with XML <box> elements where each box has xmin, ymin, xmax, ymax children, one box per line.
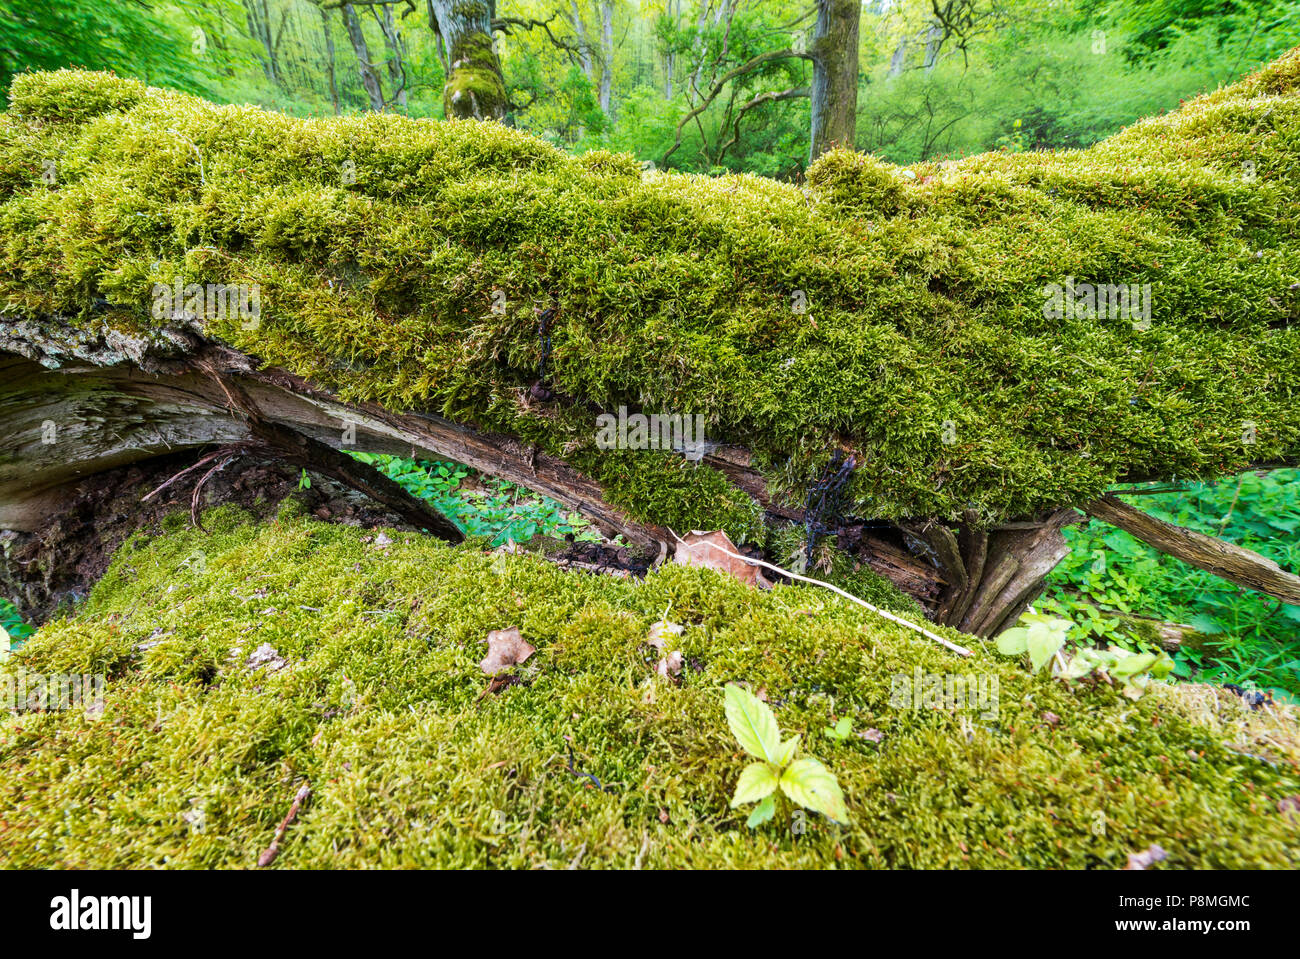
<box><xmin>1087</xmin><ymin>494</ymin><xmax>1300</xmax><ymax>606</ymax></box>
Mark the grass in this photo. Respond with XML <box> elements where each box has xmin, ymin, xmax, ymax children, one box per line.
<box><xmin>1</xmin><ymin>503</ymin><xmax>1297</xmax><ymax>868</ymax></box>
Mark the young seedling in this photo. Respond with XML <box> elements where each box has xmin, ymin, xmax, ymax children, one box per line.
<box><xmin>725</xmin><ymin>683</ymin><xmax>848</xmax><ymax>828</ymax></box>
<box><xmin>823</xmin><ymin>715</ymin><xmax>852</xmax><ymax>742</ymax></box>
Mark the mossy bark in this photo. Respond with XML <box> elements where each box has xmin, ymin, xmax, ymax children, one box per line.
<box><xmin>432</xmin><ymin>1</ymin><xmax>508</xmax><ymax>120</ymax></box>
<box><xmin>808</xmin><ymin>0</ymin><xmax>860</xmax><ymax>161</ymax></box>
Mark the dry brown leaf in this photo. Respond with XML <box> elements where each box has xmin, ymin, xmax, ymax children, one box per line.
<box><xmin>646</xmin><ymin>620</ymin><xmax>683</xmax><ymax>649</ymax></box>
<box><xmin>656</xmin><ymin>650</ymin><xmax>684</xmax><ymax>679</ymax></box>
<box><xmin>480</xmin><ymin>626</ymin><xmax>536</xmax><ymax>676</ymax></box>
<box><xmin>672</xmin><ymin>530</ymin><xmax>770</xmax><ymax>588</ymax></box>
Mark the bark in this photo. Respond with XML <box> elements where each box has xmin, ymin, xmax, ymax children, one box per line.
<box><xmin>1087</xmin><ymin>493</ymin><xmax>1300</xmax><ymax>605</ymax></box>
<box><xmin>321</xmin><ymin>6</ymin><xmax>341</xmax><ymax>115</ymax></box>
<box><xmin>428</xmin><ymin>0</ymin><xmax>509</xmax><ymax>120</ymax></box>
<box><xmin>809</xmin><ymin>0</ymin><xmax>860</xmax><ymax>162</ymax></box>
<box><xmin>342</xmin><ymin>3</ymin><xmax>385</xmax><ymax>110</ymax></box>
<box><xmin>599</xmin><ymin>1</ymin><xmax>614</xmax><ymax>116</ymax></box>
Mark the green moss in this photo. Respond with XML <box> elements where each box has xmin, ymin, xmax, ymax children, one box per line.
<box><xmin>2</xmin><ymin>57</ymin><xmax>1299</xmax><ymax>529</ymax></box>
<box><xmin>1</xmin><ymin>508</ymin><xmax>1296</xmax><ymax>868</ymax></box>
<box><xmin>768</xmin><ymin>522</ymin><xmax>924</xmax><ymax>618</ymax></box>
<box><xmin>443</xmin><ymin>31</ymin><xmax>508</xmax><ymax>119</ymax></box>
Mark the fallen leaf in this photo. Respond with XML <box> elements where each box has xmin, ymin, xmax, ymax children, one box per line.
<box><xmin>673</xmin><ymin>530</ymin><xmax>770</xmax><ymax>588</ymax></box>
<box><xmin>479</xmin><ymin>626</ymin><xmax>536</xmax><ymax>676</ymax></box>
<box><xmin>1124</xmin><ymin>844</ymin><xmax>1169</xmax><ymax>870</ymax></box>
<box><xmin>646</xmin><ymin>620</ymin><xmax>683</xmax><ymax>649</ymax></box>
<box><xmin>656</xmin><ymin>650</ymin><xmax>684</xmax><ymax>679</ymax></box>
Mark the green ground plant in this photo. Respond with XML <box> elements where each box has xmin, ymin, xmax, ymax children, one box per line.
<box><xmin>348</xmin><ymin>452</ymin><xmax>603</xmax><ymax>546</ymax></box>
<box><xmin>1042</xmin><ymin>469</ymin><xmax>1300</xmax><ymax>698</ymax></box>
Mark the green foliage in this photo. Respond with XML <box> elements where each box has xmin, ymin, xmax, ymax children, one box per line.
<box><xmin>0</xmin><ymin>0</ymin><xmax>212</xmax><ymax>97</ymax></box>
<box><xmin>724</xmin><ymin>682</ymin><xmax>849</xmax><ymax>825</ymax></box>
<box><xmin>996</xmin><ymin>611</ymin><xmax>1072</xmax><ymax>673</ymax></box>
<box><xmin>2</xmin><ymin>507</ymin><xmax>1297</xmax><ymax>867</ymax></box>
<box><xmin>1045</xmin><ymin>469</ymin><xmax>1300</xmax><ymax>697</ymax></box>
<box><xmin>349</xmin><ymin>451</ymin><xmax>601</xmax><ymax>547</ymax></box>
<box><xmin>0</xmin><ymin>596</ymin><xmax>33</xmax><ymax>646</ymax></box>
<box><xmin>997</xmin><ymin>610</ymin><xmax>1175</xmax><ymax>697</ymax></box>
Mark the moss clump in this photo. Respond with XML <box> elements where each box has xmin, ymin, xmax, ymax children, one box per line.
<box><xmin>443</xmin><ymin>30</ymin><xmax>508</xmax><ymax>120</ymax></box>
<box><xmin>2</xmin><ymin>56</ymin><xmax>1299</xmax><ymax>529</ymax></box>
<box><xmin>1</xmin><ymin>508</ymin><xmax>1297</xmax><ymax>868</ymax></box>
<box><xmin>805</xmin><ymin>148</ymin><xmax>906</xmax><ymax>216</ymax></box>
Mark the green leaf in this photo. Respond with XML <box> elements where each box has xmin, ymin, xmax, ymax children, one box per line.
<box><xmin>746</xmin><ymin>795</ymin><xmax>776</xmax><ymax>828</ymax></box>
<box><xmin>775</xmin><ymin>734</ymin><xmax>800</xmax><ymax>768</ymax></box>
<box><xmin>724</xmin><ymin>684</ymin><xmax>783</xmax><ymax>763</ymax></box>
<box><xmin>778</xmin><ymin>757</ymin><xmax>848</xmax><ymax>823</ymax></box>
<box><xmin>996</xmin><ymin>626</ymin><xmax>1029</xmax><ymax>656</ymax></box>
<box><xmin>730</xmin><ymin>762</ymin><xmax>779</xmax><ymax>807</ymax></box>
<box><xmin>1026</xmin><ymin>622</ymin><xmax>1066</xmax><ymax>673</ymax></box>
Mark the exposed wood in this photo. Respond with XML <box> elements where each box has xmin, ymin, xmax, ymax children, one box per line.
<box><xmin>1087</xmin><ymin>493</ymin><xmax>1300</xmax><ymax>606</ymax></box>
<box><xmin>948</xmin><ymin>511</ymin><xmax>987</xmax><ymax>628</ymax></box>
<box><xmin>0</xmin><ymin>349</ymin><xmax>671</xmax><ymax>554</ymax></box>
<box><xmin>954</xmin><ymin>510</ymin><xmax>1079</xmax><ymax>638</ymax></box>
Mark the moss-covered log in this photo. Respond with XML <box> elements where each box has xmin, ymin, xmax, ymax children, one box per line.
<box><xmin>2</xmin><ymin>57</ymin><xmax>1299</xmax><ymax>630</ymax></box>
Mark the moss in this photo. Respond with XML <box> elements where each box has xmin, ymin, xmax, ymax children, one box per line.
<box><xmin>768</xmin><ymin>522</ymin><xmax>924</xmax><ymax>618</ymax></box>
<box><xmin>1</xmin><ymin>56</ymin><xmax>1299</xmax><ymax>529</ymax></box>
<box><xmin>806</xmin><ymin>148</ymin><xmax>906</xmax><ymax>216</ymax></box>
<box><xmin>443</xmin><ymin>31</ymin><xmax>508</xmax><ymax>120</ymax></box>
<box><xmin>0</xmin><ymin>508</ymin><xmax>1296</xmax><ymax>868</ymax></box>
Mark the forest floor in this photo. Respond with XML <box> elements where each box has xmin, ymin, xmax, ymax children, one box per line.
<box><xmin>1</xmin><ymin>500</ymin><xmax>1298</xmax><ymax>868</ymax></box>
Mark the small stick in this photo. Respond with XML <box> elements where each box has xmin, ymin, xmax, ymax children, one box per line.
<box><xmin>669</xmin><ymin>530</ymin><xmax>972</xmax><ymax>657</ymax></box>
<box><xmin>257</xmin><ymin>783</ymin><xmax>311</xmax><ymax>867</ymax></box>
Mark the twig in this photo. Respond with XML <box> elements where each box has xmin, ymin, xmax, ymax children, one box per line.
<box><xmin>668</xmin><ymin>529</ymin><xmax>972</xmax><ymax>657</ymax></box>
<box><xmin>257</xmin><ymin>783</ymin><xmax>311</xmax><ymax>867</ymax></box>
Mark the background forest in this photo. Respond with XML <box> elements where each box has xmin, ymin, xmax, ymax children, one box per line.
<box><xmin>3</xmin><ymin>1</ymin><xmax>1299</xmax><ymax>175</ymax></box>
<box><xmin>1</xmin><ymin>0</ymin><xmax>1298</xmax><ymax>697</ymax></box>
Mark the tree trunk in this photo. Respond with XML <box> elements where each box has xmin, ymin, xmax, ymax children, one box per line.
<box><xmin>428</xmin><ymin>0</ymin><xmax>509</xmax><ymax>120</ymax></box>
<box><xmin>599</xmin><ymin>1</ymin><xmax>614</xmax><ymax>116</ymax></box>
<box><xmin>342</xmin><ymin>3</ymin><xmax>385</xmax><ymax>110</ymax></box>
<box><xmin>809</xmin><ymin>0</ymin><xmax>860</xmax><ymax>162</ymax></box>
<box><xmin>374</xmin><ymin>3</ymin><xmax>408</xmax><ymax>110</ymax></box>
<box><xmin>242</xmin><ymin>0</ymin><xmax>280</xmax><ymax>86</ymax></box>
<box><xmin>570</xmin><ymin>1</ymin><xmax>593</xmax><ymax>82</ymax></box>
<box><xmin>321</xmin><ymin>6</ymin><xmax>341</xmax><ymax>115</ymax></box>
